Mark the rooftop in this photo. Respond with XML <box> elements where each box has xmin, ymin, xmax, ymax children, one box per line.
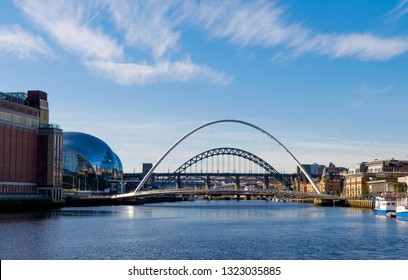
<box><xmin>0</xmin><ymin>91</ymin><xmax>29</xmax><ymax>106</ymax></box>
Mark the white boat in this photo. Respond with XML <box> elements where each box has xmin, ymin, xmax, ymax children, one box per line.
<box><xmin>374</xmin><ymin>195</ymin><xmax>396</xmax><ymax>216</ymax></box>
<box><xmin>396</xmin><ymin>197</ymin><xmax>408</xmax><ymax>218</ymax></box>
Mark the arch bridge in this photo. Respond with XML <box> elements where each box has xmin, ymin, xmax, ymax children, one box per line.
<box><xmin>112</xmin><ymin>119</ymin><xmax>320</xmax><ymax>200</ymax></box>
<box><xmin>157</xmin><ymin>147</ymin><xmax>293</xmax><ymax>190</ymax></box>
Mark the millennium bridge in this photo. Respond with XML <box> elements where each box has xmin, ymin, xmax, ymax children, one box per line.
<box><xmin>108</xmin><ymin>119</ymin><xmax>341</xmax><ymax>204</ymax></box>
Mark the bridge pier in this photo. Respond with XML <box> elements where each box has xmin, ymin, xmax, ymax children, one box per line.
<box><xmin>263</xmin><ymin>175</ymin><xmax>269</xmax><ymax>190</ymax></box>
<box><xmin>176</xmin><ymin>174</ymin><xmax>181</xmax><ymax>189</ymax></box>
<box><xmin>206</xmin><ymin>175</ymin><xmax>211</xmax><ymax>190</ymax></box>
<box><xmin>235</xmin><ymin>175</ymin><xmax>240</xmax><ymax>189</ymax></box>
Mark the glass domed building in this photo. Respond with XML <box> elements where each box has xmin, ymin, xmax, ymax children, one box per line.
<box><xmin>62</xmin><ymin>132</ymin><xmax>123</xmax><ymax>191</ymax></box>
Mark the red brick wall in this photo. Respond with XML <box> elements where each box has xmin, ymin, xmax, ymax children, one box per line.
<box><xmin>36</xmin><ymin>134</ymin><xmax>48</xmax><ymax>186</ymax></box>
<box><xmin>0</xmin><ymin>124</ymin><xmax>38</xmax><ymax>183</ymax></box>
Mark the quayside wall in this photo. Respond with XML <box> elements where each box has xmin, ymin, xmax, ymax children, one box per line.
<box><xmin>346</xmin><ymin>199</ymin><xmax>373</xmax><ymax>209</ymax></box>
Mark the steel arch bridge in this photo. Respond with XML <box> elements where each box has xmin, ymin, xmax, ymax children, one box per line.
<box><xmin>159</xmin><ymin>147</ymin><xmax>292</xmax><ymax>189</ymax></box>
<box><xmin>112</xmin><ymin>119</ymin><xmax>320</xmax><ymax>199</ymax></box>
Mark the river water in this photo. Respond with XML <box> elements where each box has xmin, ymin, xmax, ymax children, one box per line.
<box><xmin>0</xmin><ymin>200</ymin><xmax>407</xmax><ymax>260</ymax></box>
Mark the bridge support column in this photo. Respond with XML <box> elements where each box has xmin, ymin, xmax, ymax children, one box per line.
<box><xmin>235</xmin><ymin>175</ymin><xmax>240</xmax><ymax>190</ymax></box>
<box><xmin>176</xmin><ymin>174</ymin><xmax>181</xmax><ymax>189</ymax></box>
<box><xmin>264</xmin><ymin>175</ymin><xmax>269</xmax><ymax>190</ymax></box>
<box><xmin>206</xmin><ymin>175</ymin><xmax>211</xmax><ymax>190</ymax></box>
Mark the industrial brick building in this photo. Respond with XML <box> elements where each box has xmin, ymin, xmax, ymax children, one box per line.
<box><xmin>0</xmin><ymin>90</ymin><xmax>63</xmax><ymax>202</ymax></box>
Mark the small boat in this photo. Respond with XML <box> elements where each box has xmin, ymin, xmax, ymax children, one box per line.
<box><xmin>271</xmin><ymin>196</ymin><xmax>287</xmax><ymax>202</ymax></box>
<box><xmin>396</xmin><ymin>197</ymin><xmax>408</xmax><ymax>218</ymax></box>
<box><xmin>374</xmin><ymin>194</ymin><xmax>396</xmax><ymax>216</ymax></box>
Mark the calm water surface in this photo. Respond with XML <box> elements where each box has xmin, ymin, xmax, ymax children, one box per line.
<box><xmin>1</xmin><ymin>200</ymin><xmax>407</xmax><ymax>260</ymax></box>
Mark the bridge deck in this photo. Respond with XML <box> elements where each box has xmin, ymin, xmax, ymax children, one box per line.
<box><xmin>111</xmin><ymin>189</ymin><xmax>341</xmax><ymax>200</ymax></box>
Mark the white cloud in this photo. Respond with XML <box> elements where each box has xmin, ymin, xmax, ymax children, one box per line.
<box><xmin>11</xmin><ymin>0</ymin><xmax>408</xmax><ymax>87</ymax></box>
<box><xmin>84</xmin><ymin>57</ymin><xmax>232</xmax><ymax>86</ymax></box>
<box><xmin>191</xmin><ymin>1</ymin><xmax>308</xmax><ymax>48</ymax></box>
<box><xmin>107</xmin><ymin>0</ymin><xmax>183</xmax><ymax>58</ymax></box>
<box><xmin>349</xmin><ymin>84</ymin><xmax>395</xmax><ymax>108</ymax></box>
<box><xmin>388</xmin><ymin>0</ymin><xmax>408</xmax><ymax>20</ymax></box>
<box><xmin>297</xmin><ymin>33</ymin><xmax>408</xmax><ymax>61</ymax></box>
<box><xmin>14</xmin><ymin>0</ymin><xmax>123</xmax><ymax>60</ymax></box>
<box><xmin>0</xmin><ymin>25</ymin><xmax>52</xmax><ymax>58</ymax></box>
<box><xmin>188</xmin><ymin>0</ymin><xmax>408</xmax><ymax>61</ymax></box>
<box><xmin>13</xmin><ymin>0</ymin><xmax>232</xmax><ymax>86</ymax></box>
<box><xmin>354</xmin><ymin>84</ymin><xmax>394</xmax><ymax>96</ymax></box>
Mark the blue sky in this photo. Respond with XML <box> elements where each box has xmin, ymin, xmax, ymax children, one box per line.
<box><xmin>1</xmin><ymin>0</ymin><xmax>408</xmax><ymax>172</ymax></box>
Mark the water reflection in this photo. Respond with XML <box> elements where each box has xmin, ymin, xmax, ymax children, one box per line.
<box><xmin>1</xmin><ymin>200</ymin><xmax>407</xmax><ymax>260</ymax></box>
<box><xmin>0</xmin><ymin>211</ymin><xmax>55</xmax><ymax>224</ymax></box>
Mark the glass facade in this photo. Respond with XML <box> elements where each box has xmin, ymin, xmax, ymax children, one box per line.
<box><xmin>63</xmin><ymin>132</ymin><xmax>123</xmax><ymax>190</ymax></box>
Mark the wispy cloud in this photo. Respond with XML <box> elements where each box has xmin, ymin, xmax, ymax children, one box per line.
<box><xmin>296</xmin><ymin>33</ymin><xmax>408</xmax><ymax>61</ymax></box>
<box><xmin>354</xmin><ymin>84</ymin><xmax>394</xmax><ymax>96</ymax></box>
<box><xmin>185</xmin><ymin>0</ymin><xmax>408</xmax><ymax>61</ymax></box>
<box><xmin>388</xmin><ymin>0</ymin><xmax>408</xmax><ymax>20</ymax></box>
<box><xmin>107</xmin><ymin>0</ymin><xmax>183</xmax><ymax>59</ymax></box>
<box><xmin>11</xmin><ymin>0</ymin><xmax>408</xmax><ymax>86</ymax></box>
<box><xmin>190</xmin><ymin>1</ymin><xmax>308</xmax><ymax>48</ymax></box>
<box><xmin>15</xmin><ymin>0</ymin><xmax>123</xmax><ymax>61</ymax></box>
<box><xmin>84</xmin><ymin>57</ymin><xmax>233</xmax><ymax>86</ymax></box>
<box><xmin>0</xmin><ymin>25</ymin><xmax>52</xmax><ymax>58</ymax></box>
<box><xmin>349</xmin><ymin>84</ymin><xmax>395</xmax><ymax>108</ymax></box>
<box><xmin>14</xmin><ymin>0</ymin><xmax>230</xmax><ymax>86</ymax></box>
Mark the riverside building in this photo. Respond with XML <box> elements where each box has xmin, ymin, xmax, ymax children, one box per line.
<box><xmin>0</xmin><ymin>90</ymin><xmax>63</xmax><ymax>204</ymax></box>
<box><xmin>345</xmin><ymin>159</ymin><xmax>408</xmax><ymax>198</ymax></box>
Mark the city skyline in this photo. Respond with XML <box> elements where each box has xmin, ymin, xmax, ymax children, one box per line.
<box><xmin>1</xmin><ymin>0</ymin><xmax>408</xmax><ymax>172</ymax></box>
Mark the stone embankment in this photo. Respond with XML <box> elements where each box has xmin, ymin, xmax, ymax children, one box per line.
<box><xmin>346</xmin><ymin>199</ymin><xmax>373</xmax><ymax>209</ymax></box>
<box><xmin>288</xmin><ymin>197</ymin><xmax>374</xmax><ymax>209</ymax></box>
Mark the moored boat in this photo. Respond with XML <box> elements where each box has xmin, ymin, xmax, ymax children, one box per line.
<box><xmin>374</xmin><ymin>194</ymin><xmax>396</xmax><ymax>216</ymax></box>
<box><xmin>396</xmin><ymin>197</ymin><xmax>408</xmax><ymax>218</ymax></box>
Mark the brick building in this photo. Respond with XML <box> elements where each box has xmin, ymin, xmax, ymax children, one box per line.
<box><xmin>345</xmin><ymin>159</ymin><xmax>408</xmax><ymax>198</ymax></box>
<box><xmin>318</xmin><ymin>162</ymin><xmax>345</xmax><ymax>195</ymax></box>
<box><xmin>0</xmin><ymin>90</ymin><xmax>63</xmax><ymax>201</ymax></box>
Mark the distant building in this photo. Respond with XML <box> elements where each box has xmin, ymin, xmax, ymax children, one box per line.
<box><xmin>318</xmin><ymin>162</ymin><xmax>346</xmax><ymax>195</ymax></box>
<box><xmin>397</xmin><ymin>176</ymin><xmax>408</xmax><ymax>192</ymax></box>
<box><xmin>142</xmin><ymin>163</ymin><xmax>153</xmax><ymax>177</ymax></box>
<box><xmin>345</xmin><ymin>159</ymin><xmax>408</xmax><ymax>198</ymax></box>
<box><xmin>367</xmin><ymin>158</ymin><xmax>408</xmax><ymax>173</ymax></box>
<box><xmin>299</xmin><ymin>163</ymin><xmax>324</xmax><ymax>177</ymax></box>
<box><xmin>292</xmin><ymin>177</ymin><xmax>320</xmax><ymax>193</ymax></box>
<box><xmin>0</xmin><ymin>90</ymin><xmax>63</xmax><ymax>201</ymax></box>
<box><xmin>345</xmin><ymin>162</ymin><xmax>373</xmax><ymax>198</ymax></box>
<box><xmin>142</xmin><ymin>163</ymin><xmax>154</xmax><ymax>187</ymax></box>
<box><xmin>295</xmin><ymin>162</ymin><xmax>347</xmax><ymax>195</ymax></box>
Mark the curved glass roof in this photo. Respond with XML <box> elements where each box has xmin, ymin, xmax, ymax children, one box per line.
<box><xmin>63</xmin><ymin>132</ymin><xmax>123</xmax><ymax>173</ymax></box>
